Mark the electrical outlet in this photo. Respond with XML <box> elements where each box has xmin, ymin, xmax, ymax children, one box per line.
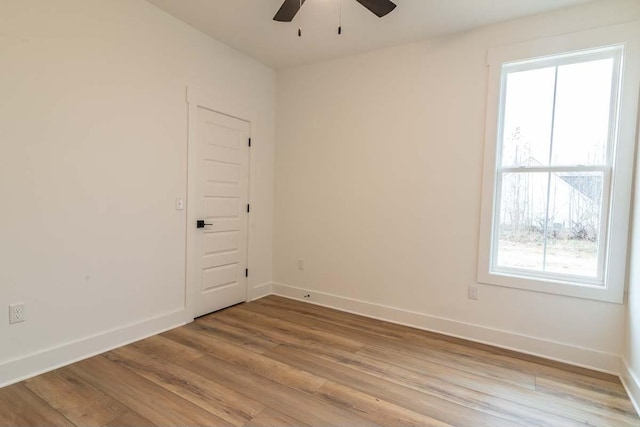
<box><xmin>9</xmin><ymin>303</ymin><xmax>25</xmax><ymax>324</ymax></box>
<box><xmin>298</xmin><ymin>259</ymin><xmax>305</xmax><ymax>270</ymax></box>
<box><xmin>468</xmin><ymin>286</ymin><xmax>478</xmax><ymax>300</ymax></box>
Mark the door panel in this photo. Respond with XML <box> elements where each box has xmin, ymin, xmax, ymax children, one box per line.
<box><xmin>205</xmin><ymin>196</ymin><xmax>240</xmax><ymax>218</ymax></box>
<box><xmin>204</xmin><ymin>231</ymin><xmax>239</xmax><ymax>254</ymax></box>
<box><xmin>194</xmin><ymin>108</ymin><xmax>250</xmax><ymax>317</ymax></box>
<box><xmin>203</xmin><ymin>264</ymin><xmax>238</xmax><ymax>291</ymax></box>
<box><xmin>205</xmin><ymin>161</ymin><xmax>240</xmax><ymax>183</ymax></box>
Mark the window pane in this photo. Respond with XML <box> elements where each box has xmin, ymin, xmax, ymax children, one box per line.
<box><xmin>544</xmin><ymin>172</ymin><xmax>603</xmax><ymax>278</ymax></box>
<box><xmin>501</xmin><ymin>67</ymin><xmax>555</xmax><ymax>167</ymax></box>
<box><xmin>496</xmin><ymin>172</ymin><xmax>549</xmax><ymax>271</ymax></box>
<box><xmin>551</xmin><ymin>59</ymin><xmax>613</xmax><ymax>165</ymax></box>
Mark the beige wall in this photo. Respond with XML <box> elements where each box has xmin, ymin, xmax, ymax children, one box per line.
<box><xmin>0</xmin><ymin>0</ymin><xmax>275</xmax><ymax>385</ymax></box>
<box><xmin>274</xmin><ymin>0</ymin><xmax>640</xmax><ymax>373</ymax></box>
<box><xmin>624</xmin><ymin>96</ymin><xmax>640</xmax><ymax>411</ymax></box>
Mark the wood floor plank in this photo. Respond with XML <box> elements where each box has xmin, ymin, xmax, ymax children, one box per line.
<box><xmin>185</xmin><ymin>317</ymin><xmax>279</xmax><ymax>354</ymax></box>
<box><xmin>163</xmin><ymin>325</ymin><xmax>327</xmax><ymax>393</ymax></box>
<box><xmin>100</xmin><ymin>411</ymin><xmax>155</xmax><ymax>427</ymax></box>
<box><xmin>254</xmin><ymin>296</ymin><xmax>408</xmax><ymax>340</ymax></box>
<box><xmin>374</xmin><ymin>337</ymin><xmax>538</xmax><ymax>390</ymax></box>
<box><xmin>244</xmin><ymin>299</ymin><xmax>536</xmax><ymax>390</ymax></box>
<box><xmin>382</xmin><ymin>364</ymin><xmax>591</xmax><ymax>427</ymax></box>
<box><xmin>199</xmin><ymin>311</ymin><xmax>392</xmax><ymax>378</ymax></box>
<box><xmin>535</xmin><ymin>372</ymin><xmax>629</xmax><ymax>400</ymax></box>
<box><xmin>316</xmin><ymin>380</ymin><xmax>454</xmax><ymax>427</ymax></box>
<box><xmin>67</xmin><ymin>355</ymin><xmax>233</xmax><ymax>426</ymax></box>
<box><xmin>535</xmin><ymin>376</ymin><xmax>637</xmax><ymax>417</ymax></box>
<box><xmin>195</xmin><ymin>312</ymin><xmax>293</xmax><ymax>349</ymax></box>
<box><xmin>358</xmin><ymin>345</ymin><xmax>638</xmax><ymax>427</ymax></box>
<box><xmin>243</xmin><ymin>408</ymin><xmax>309</xmax><ymax>427</ymax></box>
<box><xmin>214</xmin><ymin>306</ymin><xmax>365</xmax><ymax>352</ymax></box>
<box><xmin>125</xmin><ymin>334</ymin><xmax>202</xmax><ymax>364</ymax></box>
<box><xmin>260</xmin><ymin>295</ymin><xmax>413</xmax><ymax>337</ymax></box>
<box><xmin>357</xmin><ymin>344</ymin><xmax>534</xmax><ymax>390</ymax></box>
<box><xmin>264</xmin><ymin>344</ymin><xmax>520</xmax><ymax>427</ymax></box>
<box><xmin>197</xmin><ymin>310</ymin><xmax>346</xmax><ymax>354</ymax></box>
<box><xmin>303</xmin><ymin>343</ymin><xmax>392</xmax><ymax>378</ymax></box>
<box><xmin>0</xmin><ymin>383</ymin><xmax>74</xmax><ymax>427</ymax></box>
<box><xmin>244</xmin><ymin>298</ymin><xmax>537</xmax><ymax>390</ymax></box>
<box><xmin>400</xmin><ymin>329</ymin><xmax>626</xmax><ymax>395</ymax></box>
<box><xmin>408</xmin><ymin>329</ymin><xmax>621</xmax><ymax>383</ymax></box>
<box><xmin>134</xmin><ymin>328</ymin><xmax>377</xmax><ymax>425</ymax></box>
<box><xmin>356</xmin><ymin>343</ymin><xmax>535</xmax><ymax>390</ymax></box>
<box><xmin>239</xmin><ymin>301</ymin><xmax>407</xmax><ymax>350</ymax></box>
<box><xmin>106</xmin><ymin>344</ymin><xmax>265</xmax><ymax>426</ymax></box>
<box><xmin>184</xmin><ymin>354</ymin><xmax>379</xmax><ymax>427</ymax></box>
<box><xmin>24</xmin><ymin>368</ymin><xmax>129</xmax><ymax>427</ymax></box>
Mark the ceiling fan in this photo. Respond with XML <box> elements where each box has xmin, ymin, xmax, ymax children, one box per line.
<box><xmin>273</xmin><ymin>0</ymin><xmax>397</xmax><ymax>22</ymax></box>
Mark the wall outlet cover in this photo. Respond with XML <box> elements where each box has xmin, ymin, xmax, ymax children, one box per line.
<box><xmin>9</xmin><ymin>303</ymin><xmax>25</xmax><ymax>324</ymax></box>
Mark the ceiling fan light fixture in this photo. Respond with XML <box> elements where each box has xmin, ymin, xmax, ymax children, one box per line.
<box><xmin>273</xmin><ymin>0</ymin><xmax>396</xmax><ymax>22</ymax></box>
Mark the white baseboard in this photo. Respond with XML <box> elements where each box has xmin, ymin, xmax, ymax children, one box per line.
<box><xmin>0</xmin><ymin>309</ymin><xmax>186</xmax><ymax>388</ymax></box>
<box><xmin>271</xmin><ymin>282</ymin><xmax>621</xmax><ymax>374</ymax></box>
<box><xmin>249</xmin><ymin>282</ymin><xmax>273</xmax><ymax>301</ymax></box>
<box><xmin>621</xmin><ymin>358</ymin><xmax>640</xmax><ymax>416</ymax></box>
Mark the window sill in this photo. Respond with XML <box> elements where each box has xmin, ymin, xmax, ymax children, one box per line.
<box><xmin>477</xmin><ymin>269</ymin><xmax>623</xmax><ymax>303</ymax></box>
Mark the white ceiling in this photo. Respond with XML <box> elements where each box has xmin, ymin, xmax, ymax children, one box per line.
<box><xmin>146</xmin><ymin>0</ymin><xmax>596</xmax><ymax>69</ymax></box>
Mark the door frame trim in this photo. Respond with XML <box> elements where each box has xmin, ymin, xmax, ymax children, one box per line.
<box><xmin>185</xmin><ymin>86</ymin><xmax>256</xmax><ymax>322</ymax></box>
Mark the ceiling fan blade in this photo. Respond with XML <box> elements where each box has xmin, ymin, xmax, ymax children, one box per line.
<box><xmin>355</xmin><ymin>0</ymin><xmax>396</xmax><ymax>17</ymax></box>
<box><xmin>273</xmin><ymin>0</ymin><xmax>307</xmax><ymax>22</ymax></box>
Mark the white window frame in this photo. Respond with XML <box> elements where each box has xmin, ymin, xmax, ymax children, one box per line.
<box><xmin>478</xmin><ymin>22</ymin><xmax>640</xmax><ymax>303</ymax></box>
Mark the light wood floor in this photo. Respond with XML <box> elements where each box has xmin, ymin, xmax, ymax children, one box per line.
<box><xmin>1</xmin><ymin>295</ymin><xmax>638</xmax><ymax>427</ymax></box>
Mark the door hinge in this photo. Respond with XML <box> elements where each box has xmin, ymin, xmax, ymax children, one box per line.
<box><xmin>247</xmin><ymin>204</ymin><xmax>250</xmax><ymax>213</ymax></box>
<box><xmin>245</xmin><ymin>268</ymin><xmax>248</xmax><ymax>277</ymax></box>
<box><xmin>248</xmin><ymin>138</ymin><xmax>251</xmax><ymax>147</ymax></box>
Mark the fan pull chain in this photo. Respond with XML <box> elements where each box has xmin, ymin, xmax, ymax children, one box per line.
<box><xmin>338</xmin><ymin>0</ymin><xmax>343</xmax><ymax>34</ymax></box>
<box><xmin>298</xmin><ymin>0</ymin><xmax>302</xmax><ymax>37</ymax></box>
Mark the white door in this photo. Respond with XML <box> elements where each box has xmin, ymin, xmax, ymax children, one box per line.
<box><xmin>194</xmin><ymin>107</ymin><xmax>250</xmax><ymax>317</ymax></box>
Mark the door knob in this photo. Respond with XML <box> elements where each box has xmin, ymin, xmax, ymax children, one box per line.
<box><xmin>197</xmin><ymin>220</ymin><xmax>212</xmax><ymax>229</ymax></box>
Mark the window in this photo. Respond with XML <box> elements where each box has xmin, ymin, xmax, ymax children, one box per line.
<box><xmin>478</xmin><ymin>25</ymin><xmax>639</xmax><ymax>303</ymax></box>
<box><xmin>495</xmin><ymin>48</ymin><xmax>620</xmax><ymax>285</ymax></box>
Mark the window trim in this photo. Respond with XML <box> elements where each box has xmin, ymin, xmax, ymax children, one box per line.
<box><xmin>491</xmin><ymin>47</ymin><xmax>621</xmax><ymax>287</ymax></box>
<box><xmin>477</xmin><ymin>22</ymin><xmax>640</xmax><ymax>303</ymax></box>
